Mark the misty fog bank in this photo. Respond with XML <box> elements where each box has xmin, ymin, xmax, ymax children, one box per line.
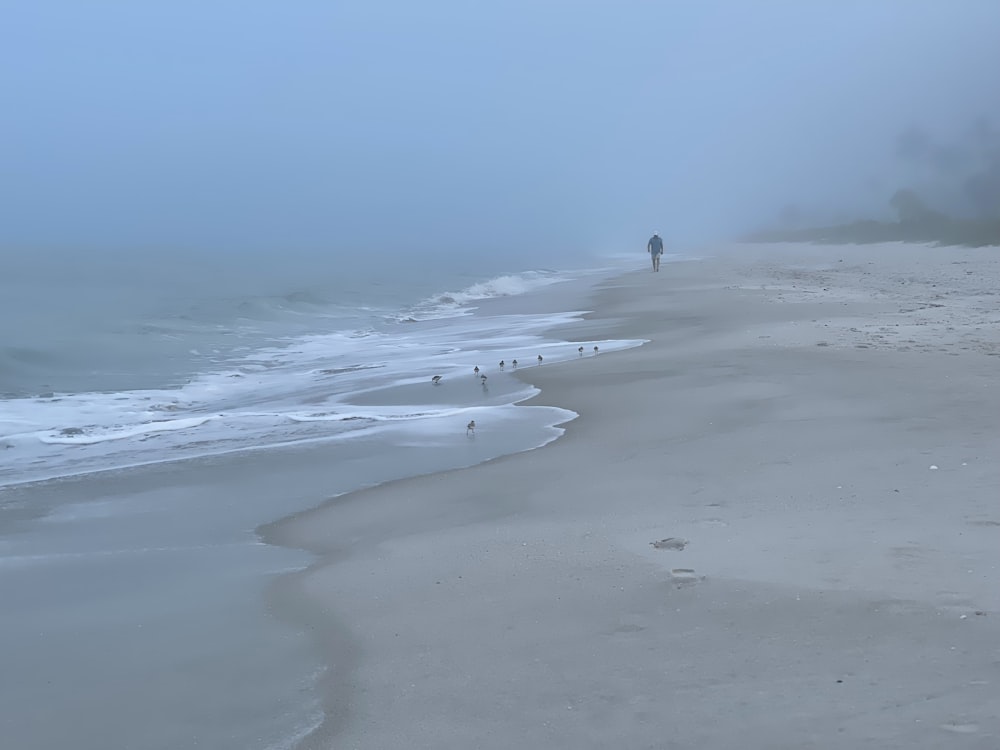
<box><xmin>750</xmin><ymin>118</ymin><xmax>1000</xmax><ymax>247</ymax></box>
<box><xmin>2</xmin><ymin>2</ymin><xmax>999</xmax><ymax>257</ymax></box>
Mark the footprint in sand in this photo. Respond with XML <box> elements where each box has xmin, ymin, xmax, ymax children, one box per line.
<box><xmin>650</xmin><ymin>538</ymin><xmax>687</xmax><ymax>551</ymax></box>
<box><xmin>670</xmin><ymin>569</ymin><xmax>702</xmax><ymax>586</ymax></box>
<box><xmin>940</xmin><ymin>723</ymin><xmax>979</xmax><ymax>734</ymax></box>
<box><xmin>611</xmin><ymin>623</ymin><xmax>646</xmax><ymax>635</ymax></box>
<box><xmin>871</xmin><ymin>599</ymin><xmax>941</xmax><ymax>616</ymax></box>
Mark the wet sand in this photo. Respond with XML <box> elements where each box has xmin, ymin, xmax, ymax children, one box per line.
<box><xmin>268</xmin><ymin>242</ymin><xmax>1000</xmax><ymax>749</ymax></box>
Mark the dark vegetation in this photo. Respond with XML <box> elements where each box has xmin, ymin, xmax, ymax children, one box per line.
<box><xmin>748</xmin><ymin>119</ymin><xmax>1000</xmax><ymax>247</ymax></box>
<box><xmin>747</xmin><ymin>189</ymin><xmax>1000</xmax><ymax>247</ymax></box>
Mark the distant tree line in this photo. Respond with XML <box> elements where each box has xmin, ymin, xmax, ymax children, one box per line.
<box><xmin>746</xmin><ymin>188</ymin><xmax>1000</xmax><ymax>247</ymax></box>
<box><xmin>748</xmin><ymin>118</ymin><xmax>1000</xmax><ymax>247</ymax></box>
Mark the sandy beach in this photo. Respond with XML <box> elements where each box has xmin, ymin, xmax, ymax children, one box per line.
<box><xmin>7</xmin><ymin>6</ymin><xmax>1000</xmax><ymax>749</ymax></box>
<box><xmin>267</xmin><ymin>242</ymin><xmax>1000</xmax><ymax>749</ymax></box>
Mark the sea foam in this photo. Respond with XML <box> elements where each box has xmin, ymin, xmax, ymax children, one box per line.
<box><xmin>0</xmin><ymin>268</ymin><xmax>642</xmax><ymax>488</ymax></box>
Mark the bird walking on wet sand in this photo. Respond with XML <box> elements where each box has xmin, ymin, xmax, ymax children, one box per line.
<box><xmin>474</xmin><ymin>366</ymin><xmax>480</xmax><ymax>375</ymax></box>
<box><xmin>593</xmin><ymin>346</ymin><xmax>599</xmax><ymax>354</ymax></box>
<box><xmin>499</xmin><ymin>360</ymin><xmax>505</xmax><ymax>371</ymax></box>
<box><xmin>431</xmin><ymin>375</ymin><xmax>442</xmax><ymax>385</ymax></box>
<box><xmin>480</xmin><ymin>374</ymin><xmax>488</xmax><ymax>384</ymax></box>
<box><xmin>512</xmin><ymin>359</ymin><xmax>518</xmax><ymax>368</ymax></box>
<box><xmin>466</xmin><ymin>420</ymin><xmax>476</xmax><ymax>435</ymax></box>
<box><xmin>578</xmin><ymin>346</ymin><xmax>584</xmax><ymax>355</ymax></box>
<box><xmin>537</xmin><ymin>354</ymin><xmax>543</xmax><ymax>365</ymax></box>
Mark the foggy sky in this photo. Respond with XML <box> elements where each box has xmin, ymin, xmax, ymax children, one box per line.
<box><xmin>3</xmin><ymin>1</ymin><xmax>999</xmax><ymax>259</ymax></box>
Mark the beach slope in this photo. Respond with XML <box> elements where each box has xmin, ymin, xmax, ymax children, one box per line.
<box><xmin>270</xmin><ymin>242</ymin><xmax>1000</xmax><ymax>749</ymax></box>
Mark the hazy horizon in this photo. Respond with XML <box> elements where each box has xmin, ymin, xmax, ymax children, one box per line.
<box><xmin>3</xmin><ymin>1</ymin><xmax>999</xmax><ymax>261</ymax></box>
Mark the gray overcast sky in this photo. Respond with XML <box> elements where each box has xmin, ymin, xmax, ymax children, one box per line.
<box><xmin>2</xmin><ymin>1</ymin><xmax>999</xmax><ymax>258</ymax></box>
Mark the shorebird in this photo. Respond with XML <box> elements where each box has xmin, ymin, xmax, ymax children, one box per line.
<box><xmin>431</xmin><ymin>375</ymin><xmax>442</xmax><ymax>385</ymax></box>
<box><xmin>480</xmin><ymin>374</ymin><xmax>488</xmax><ymax>383</ymax></box>
<box><xmin>512</xmin><ymin>359</ymin><xmax>518</xmax><ymax>368</ymax></box>
<box><xmin>578</xmin><ymin>346</ymin><xmax>584</xmax><ymax>354</ymax></box>
<box><xmin>466</xmin><ymin>420</ymin><xmax>476</xmax><ymax>435</ymax></box>
<box><xmin>593</xmin><ymin>346</ymin><xmax>599</xmax><ymax>353</ymax></box>
<box><xmin>499</xmin><ymin>360</ymin><xmax>505</xmax><ymax>371</ymax></box>
<box><xmin>473</xmin><ymin>366</ymin><xmax>480</xmax><ymax>375</ymax></box>
<box><xmin>537</xmin><ymin>354</ymin><xmax>543</xmax><ymax>364</ymax></box>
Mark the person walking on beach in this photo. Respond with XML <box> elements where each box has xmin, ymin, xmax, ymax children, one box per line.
<box><xmin>647</xmin><ymin>232</ymin><xmax>664</xmax><ymax>272</ymax></box>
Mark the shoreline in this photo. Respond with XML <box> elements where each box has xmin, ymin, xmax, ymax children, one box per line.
<box><xmin>267</xmin><ymin>242</ymin><xmax>1000</xmax><ymax>749</ymax></box>
<box><xmin>0</xmin><ymin>261</ymin><xmax>640</xmax><ymax>750</ymax></box>
<box><xmin>0</xmin><ymin>260</ymin><xmax>629</xmax><ymax>490</ymax></box>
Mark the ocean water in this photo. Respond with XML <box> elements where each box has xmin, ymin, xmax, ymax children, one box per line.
<box><xmin>0</xmin><ymin>248</ymin><xmax>647</xmax><ymax>749</ymax></box>
<box><xmin>0</xmin><ymin>247</ymin><xmax>643</xmax><ymax>487</ymax></box>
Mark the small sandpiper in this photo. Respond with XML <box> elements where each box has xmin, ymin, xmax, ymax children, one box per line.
<box><xmin>431</xmin><ymin>375</ymin><xmax>442</xmax><ymax>384</ymax></box>
<box><xmin>593</xmin><ymin>346</ymin><xmax>599</xmax><ymax>353</ymax></box>
<box><xmin>474</xmin><ymin>366</ymin><xmax>480</xmax><ymax>375</ymax></box>
<box><xmin>537</xmin><ymin>354</ymin><xmax>543</xmax><ymax>364</ymax></box>
<box><xmin>578</xmin><ymin>346</ymin><xmax>584</xmax><ymax>354</ymax></box>
<box><xmin>466</xmin><ymin>419</ymin><xmax>476</xmax><ymax>435</ymax></box>
<box><xmin>499</xmin><ymin>360</ymin><xmax>505</xmax><ymax>371</ymax></box>
<box><xmin>512</xmin><ymin>359</ymin><xmax>518</xmax><ymax>368</ymax></box>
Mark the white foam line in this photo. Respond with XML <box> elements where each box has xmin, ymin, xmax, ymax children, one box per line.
<box><xmin>0</xmin><ymin>403</ymin><xmax>577</xmax><ymax>491</ymax></box>
<box><xmin>0</xmin><ymin>420</ymin><xmax>398</xmax><ymax>490</ymax></box>
<box><xmin>37</xmin><ymin>416</ymin><xmax>216</xmax><ymax>445</ymax></box>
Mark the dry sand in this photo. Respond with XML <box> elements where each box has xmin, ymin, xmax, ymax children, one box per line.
<box><xmin>268</xmin><ymin>242</ymin><xmax>1000</xmax><ymax>749</ymax></box>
